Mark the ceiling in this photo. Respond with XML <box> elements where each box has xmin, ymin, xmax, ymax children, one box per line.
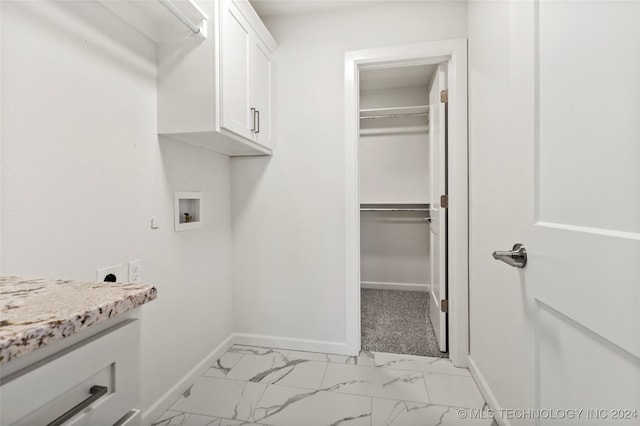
<box><xmin>249</xmin><ymin>0</ymin><xmax>368</xmax><ymax>18</ymax></box>
<box><xmin>247</xmin><ymin>2</ymin><xmax>439</xmax><ymax>91</ymax></box>
<box><xmin>360</xmin><ymin>64</ymin><xmax>438</xmax><ymax>91</ymax></box>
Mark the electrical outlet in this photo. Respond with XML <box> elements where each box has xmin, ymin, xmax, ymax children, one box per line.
<box><xmin>128</xmin><ymin>259</ymin><xmax>142</xmax><ymax>283</ymax></box>
<box><xmin>96</xmin><ymin>264</ymin><xmax>124</xmax><ymax>283</ymax></box>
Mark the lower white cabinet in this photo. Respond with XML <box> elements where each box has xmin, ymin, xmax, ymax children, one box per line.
<box><xmin>1</xmin><ymin>320</ymin><xmax>140</xmax><ymax>426</ymax></box>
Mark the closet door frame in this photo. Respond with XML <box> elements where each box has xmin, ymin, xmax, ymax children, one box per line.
<box><xmin>344</xmin><ymin>39</ymin><xmax>468</xmax><ymax>367</ymax></box>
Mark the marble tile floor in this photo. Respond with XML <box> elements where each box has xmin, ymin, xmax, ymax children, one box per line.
<box><xmin>152</xmin><ymin>345</ymin><xmax>496</xmax><ymax>426</ymax></box>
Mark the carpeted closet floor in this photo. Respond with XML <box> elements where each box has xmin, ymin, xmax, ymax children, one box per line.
<box><xmin>361</xmin><ymin>288</ymin><xmax>447</xmax><ymax>358</ymax></box>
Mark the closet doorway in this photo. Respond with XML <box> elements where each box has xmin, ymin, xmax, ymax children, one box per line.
<box><xmin>359</xmin><ymin>64</ymin><xmax>447</xmax><ymax>357</ymax></box>
<box><xmin>344</xmin><ymin>39</ymin><xmax>468</xmax><ymax>367</ymax></box>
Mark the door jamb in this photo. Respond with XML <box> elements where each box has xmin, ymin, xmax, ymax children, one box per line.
<box><xmin>344</xmin><ymin>38</ymin><xmax>469</xmax><ymax>367</ymax></box>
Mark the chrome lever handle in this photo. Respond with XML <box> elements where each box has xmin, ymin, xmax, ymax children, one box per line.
<box><xmin>492</xmin><ymin>243</ymin><xmax>527</xmax><ymax>268</ymax></box>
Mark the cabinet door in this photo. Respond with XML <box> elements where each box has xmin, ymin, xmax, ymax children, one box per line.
<box><xmin>220</xmin><ymin>0</ymin><xmax>252</xmax><ymax>139</ymax></box>
<box><xmin>1</xmin><ymin>320</ymin><xmax>139</xmax><ymax>426</ymax></box>
<box><xmin>250</xmin><ymin>37</ymin><xmax>272</xmax><ymax>148</ymax></box>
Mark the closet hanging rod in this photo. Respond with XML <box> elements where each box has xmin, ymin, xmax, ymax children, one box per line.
<box><xmin>360</xmin><ymin>112</ymin><xmax>429</xmax><ymax>120</ymax></box>
<box><xmin>360</xmin><ymin>208</ymin><xmax>430</xmax><ymax>212</ymax></box>
<box><xmin>159</xmin><ymin>0</ymin><xmax>204</xmax><ymax>36</ymax></box>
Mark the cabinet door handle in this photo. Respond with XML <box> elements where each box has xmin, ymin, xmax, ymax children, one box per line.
<box><xmin>255</xmin><ymin>109</ymin><xmax>260</xmax><ymax>134</ymax></box>
<box><xmin>250</xmin><ymin>107</ymin><xmax>256</xmax><ymax>132</ymax></box>
<box><xmin>47</xmin><ymin>385</ymin><xmax>108</xmax><ymax>426</ymax></box>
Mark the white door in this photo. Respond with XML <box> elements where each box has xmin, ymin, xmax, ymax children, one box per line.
<box><xmin>220</xmin><ymin>0</ymin><xmax>252</xmax><ymax>140</ymax></box>
<box><xmin>428</xmin><ymin>65</ymin><xmax>447</xmax><ymax>353</ymax></box>
<box><xmin>251</xmin><ymin>37</ymin><xmax>272</xmax><ymax>148</ymax></box>
<box><xmin>517</xmin><ymin>1</ymin><xmax>640</xmax><ymax>418</ymax></box>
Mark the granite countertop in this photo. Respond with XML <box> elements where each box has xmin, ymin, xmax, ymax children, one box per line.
<box><xmin>0</xmin><ymin>276</ymin><xmax>157</xmax><ymax>364</ymax></box>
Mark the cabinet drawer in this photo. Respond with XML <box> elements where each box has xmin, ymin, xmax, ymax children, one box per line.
<box><xmin>1</xmin><ymin>320</ymin><xmax>140</xmax><ymax>425</ymax></box>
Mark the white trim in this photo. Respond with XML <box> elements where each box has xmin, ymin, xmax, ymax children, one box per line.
<box><xmin>0</xmin><ymin>1</ymin><xmax>2</xmax><ymax>277</ymax></box>
<box><xmin>468</xmin><ymin>356</ymin><xmax>510</xmax><ymax>426</ymax></box>
<box><xmin>233</xmin><ymin>333</ymin><xmax>347</xmax><ymax>355</ymax></box>
<box><xmin>361</xmin><ymin>281</ymin><xmax>430</xmax><ymax>292</ymax></box>
<box><xmin>345</xmin><ymin>38</ymin><xmax>469</xmax><ymax>363</ymax></box>
<box><xmin>445</xmin><ymin>41</ymin><xmax>469</xmax><ymax>368</ymax></box>
<box><xmin>174</xmin><ymin>191</ymin><xmax>203</xmax><ymax>231</ymax></box>
<box><xmin>344</xmin><ymin>50</ymin><xmax>361</xmax><ymax>356</ymax></box>
<box><xmin>141</xmin><ymin>334</ymin><xmax>234</xmax><ymax>426</ymax></box>
<box><xmin>429</xmin><ymin>287</ymin><xmax>441</xmax><ymax>309</ymax></box>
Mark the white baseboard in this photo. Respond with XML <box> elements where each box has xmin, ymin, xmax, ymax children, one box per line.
<box><xmin>141</xmin><ymin>334</ymin><xmax>235</xmax><ymax>426</ymax></box>
<box><xmin>468</xmin><ymin>355</ymin><xmax>510</xmax><ymax>426</ymax></box>
<box><xmin>233</xmin><ymin>333</ymin><xmax>347</xmax><ymax>355</ymax></box>
<box><xmin>361</xmin><ymin>281</ymin><xmax>430</xmax><ymax>292</ymax></box>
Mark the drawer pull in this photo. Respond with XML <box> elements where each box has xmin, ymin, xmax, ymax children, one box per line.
<box><xmin>47</xmin><ymin>385</ymin><xmax>108</xmax><ymax>426</ymax></box>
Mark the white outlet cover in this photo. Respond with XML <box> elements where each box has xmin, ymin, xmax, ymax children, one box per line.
<box><xmin>128</xmin><ymin>259</ymin><xmax>142</xmax><ymax>283</ymax></box>
<box><xmin>96</xmin><ymin>264</ymin><xmax>125</xmax><ymax>283</ymax></box>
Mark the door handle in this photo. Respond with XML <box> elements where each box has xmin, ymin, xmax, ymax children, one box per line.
<box><xmin>492</xmin><ymin>243</ymin><xmax>527</xmax><ymax>268</ymax></box>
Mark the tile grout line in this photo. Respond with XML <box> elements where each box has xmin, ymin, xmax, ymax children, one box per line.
<box><xmin>369</xmin><ymin>394</ymin><xmax>481</xmax><ymax>410</ymax></box>
<box><xmin>249</xmin><ymin>379</ymin><xmax>270</xmax><ymax>423</ymax></box>
<box><xmin>423</xmin><ymin>372</ymin><xmax>432</xmax><ymax>404</ymax></box>
<box><xmin>318</xmin><ymin>356</ymin><xmax>330</xmax><ymax>388</ymax></box>
<box><xmin>376</xmin><ymin>365</ymin><xmax>471</xmax><ymax>377</ymax></box>
<box><xmin>228</xmin><ymin>351</ymin><xmax>245</xmax><ymax>370</ymax></box>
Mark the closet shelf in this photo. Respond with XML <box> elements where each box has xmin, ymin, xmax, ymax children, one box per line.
<box><xmin>360</xmin><ymin>126</ymin><xmax>429</xmax><ymax>136</ymax></box>
<box><xmin>359</xmin><ymin>105</ymin><xmax>429</xmax><ymax>120</ymax></box>
<box><xmin>360</xmin><ymin>203</ymin><xmax>430</xmax><ymax>212</ymax></box>
<box><xmin>360</xmin><ymin>208</ymin><xmax>429</xmax><ymax>212</ymax></box>
<box><xmin>98</xmin><ymin>0</ymin><xmax>208</xmax><ymax>43</ymax></box>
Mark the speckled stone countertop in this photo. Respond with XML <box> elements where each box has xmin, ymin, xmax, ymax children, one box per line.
<box><xmin>0</xmin><ymin>276</ymin><xmax>157</xmax><ymax>364</ymax></box>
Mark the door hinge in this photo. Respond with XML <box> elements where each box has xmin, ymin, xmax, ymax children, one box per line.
<box><xmin>441</xmin><ymin>299</ymin><xmax>449</xmax><ymax>313</ymax></box>
<box><xmin>440</xmin><ymin>194</ymin><xmax>449</xmax><ymax>209</ymax></box>
<box><xmin>440</xmin><ymin>89</ymin><xmax>449</xmax><ymax>103</ymax></box>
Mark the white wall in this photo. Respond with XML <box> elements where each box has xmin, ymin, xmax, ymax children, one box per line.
<box><xmin>467</xmin><ymin>0</ymin><xmax>536</xmax><ymax>420</ymax></box>
<box><xmin>360</xmin><ymin>212</ymin><xmax>430</xmax><ymax>286</ymax></box>
<box><xmin>0</xmin><ymin>0</ymin><xmax>233</xmax><ymax>417</ymax></box>
<box><xmin>359</xmin><ymin>87</ymin><xmax>430</xmax><ymax>204</ymax></box>
<box><xmin>360</xmin><ymin>86</ymin><xmax>429</xmax><ymax>110</ymax></box>
<box><xmin>359</xmin><ymin>86</ymin><xmax>430</xmax><ymax>286</ymax></box>
<box><xmin>359</xmin><ymin>130</ymin><xmax>429</xmax><ymax>204</ymax></box>
<box><xmin>231</xmin><ymin>1</ymin><xmax>466</xmax><ymax>349</ymax></box>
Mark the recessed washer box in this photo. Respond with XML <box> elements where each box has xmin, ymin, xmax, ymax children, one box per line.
<box><xmin>174</xmin><ymin>192</ymin><xmax>203</xmax><ymax>231</ymax></box>
<box><xmin>97</xmin><ymin>264</ymin><xmax>125</xmax><ymax>282</ymax></box>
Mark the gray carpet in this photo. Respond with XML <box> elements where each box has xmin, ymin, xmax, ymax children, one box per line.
<box><xmin>361</xmin><ymin>288</ymin><xmax>447</xmax><ymax>358</ymax></box>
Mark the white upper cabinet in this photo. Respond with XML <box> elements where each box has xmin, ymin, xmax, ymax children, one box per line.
<box><xmin>220</xmin><ymin>0</ymin><xmax>253</xmax><ymax>141</ymax></box>
<box><xmin>219</xmin><ymin>0</ymin><xmax>273</xmax><ymax>149</ymax></box>
<box><xmin>250</xmin><ymin>36</ymin><xmax>272</xmax><ymax>147</ymax></box>
<box><xmin>148</xmin><ymin>0</ymin><xmax>276</xmax><ymax>156</ymax></box>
